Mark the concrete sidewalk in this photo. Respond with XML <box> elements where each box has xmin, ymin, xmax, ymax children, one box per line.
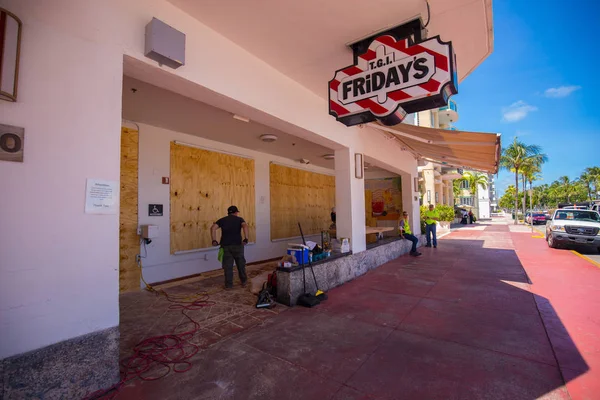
<box><xmin>113</xmin><ymin>221</ymin><xmax>600</xmax><ymax>399</ymax></box>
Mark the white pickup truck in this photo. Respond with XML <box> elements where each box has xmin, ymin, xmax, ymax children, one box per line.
<box><xmin>545</xmin><ymin>208</ymin><xmax>600</xmax><ymax>251</ymax></box>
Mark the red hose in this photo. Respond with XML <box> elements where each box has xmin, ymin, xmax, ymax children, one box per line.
<box><xmin>82</xmin><ymin>291</ymin><xmax>215</xmax><ymax>400</ymax></box>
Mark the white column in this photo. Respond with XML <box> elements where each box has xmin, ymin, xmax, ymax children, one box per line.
<box><xmin>401</xmin><ymin>171</ymin><xmax>421</xmax><ymax>235</ymax></box>
<box><xmin>444</xmin><ymin>184</ymin><xmax>450</xmax><ymax>205</ymax></box>
<box><xmin>335</xmin><ymin>148</ymin><xmax>366</xmax><ymax>253</ymax></box>
<box><xmin>422</xmin><ymin>163</ymin><xmax>436</xmax><ymax>206</ymax></box>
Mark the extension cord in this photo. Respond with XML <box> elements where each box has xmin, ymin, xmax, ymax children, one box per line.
<box><xmin>81</xmin><ymin>258</ymin><xmax>217</xmax><ymax>399</ymax></box>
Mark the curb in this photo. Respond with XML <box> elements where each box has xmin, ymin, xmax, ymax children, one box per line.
<box><xmin>570</xmin><ymin>250</ymin><xmax>600</xmax><ymax>269</ymax></box>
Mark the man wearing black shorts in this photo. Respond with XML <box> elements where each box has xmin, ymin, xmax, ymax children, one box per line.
<box><xmin>210</xmin><ymin>206</ymin><xmax>249</xmax><ymax>289</ymax></box>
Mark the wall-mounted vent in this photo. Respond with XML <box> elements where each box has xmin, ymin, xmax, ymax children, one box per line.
<box><xmin>144</xmin><ymin>18</ymin><xmax>185</xmax><ymax>69</ymax></box>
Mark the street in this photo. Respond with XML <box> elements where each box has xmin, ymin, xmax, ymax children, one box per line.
<box><xmin>532</xmin><ymin>222</ymin><xmax>600</xmax><ymax>267</ymax></box>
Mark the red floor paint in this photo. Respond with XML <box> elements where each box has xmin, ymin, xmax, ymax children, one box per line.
<box><xmin>512</xmin><ymin>231</ymin><xmax>600</xmax><ymax>400</ymax></box>
<box><xmin>112</xmin><ymin>221</ymin><xmax>600</xmax><ymax>399</ymax></box>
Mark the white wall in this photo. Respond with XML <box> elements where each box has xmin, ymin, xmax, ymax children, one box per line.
<box><xmin>401</xmin><ymin>172</ymin><xmax>421</xmax><ymax>235</ymax></box>
<box><xmin>334</xmin><ymin>148</ymin><xmax>366</xmax><ymax>253</ymax></box>
<box><xmin>136</xmin><ymin>123</ymin><xmax>332</xmax><ymax>284</ymax></box>
<box><xmin>477</xmin><ymin>182</ymin><xmax>491</xmax><ymax>219</ymax></box>
<box><xmin>0</xmin><ymin>7</ymin><xmax>123</xmax><ymax>358</ymax></box>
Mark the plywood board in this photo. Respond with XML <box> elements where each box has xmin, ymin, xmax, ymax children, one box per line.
<box><xmin>270</xmin><ymin>163</ymin><xmax>335</xmax><ymax>240</ymax></box>
<box><xmin>119</xmin><ymin>127</ymin><xmax>140</xmax><ymax>293</ymax></box>
<box><xmin>170</xmin><ymin>143</ymin><xmax>256</xmax><ymax>253</ymax></box>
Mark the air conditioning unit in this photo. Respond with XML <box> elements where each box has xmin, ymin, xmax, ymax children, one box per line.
<box><xmin>145</xmin><ymin>18</ymin><xmax>186</xmax><ymax>69</ymax></box>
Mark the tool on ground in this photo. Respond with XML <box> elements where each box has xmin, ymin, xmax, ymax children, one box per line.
<box><xmin>298</xmin><ymin>223</ymin><xmax>328</xmax><ymax>301</ymax></box>
<box><xmin>256</xmin><ymin>282</ymin><xmax>276</xmax><ymax>309</ymax></box>
<box><xmin>296</xmin><ymin>254</ymin><xmax>321</xmax><ymax>307</ymax></box>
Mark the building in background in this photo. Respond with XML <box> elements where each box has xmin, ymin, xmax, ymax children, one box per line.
<box><xmin>456</xmin><ymin>171</ymin><xmax>495</xmax><ymax>219</ymax></box>
<box><xmin>412</xmin><ymin>99</ymin><xmax>497</xmax><ymax>220</ymax></box>
<box><xmin>489</xmin><ymin>175</ymin><xmax>498</xmax><ymax>213</ymax></box>
<box><xmin>413</xmin><ymin>99</ymin><xmax>462</xmax><ymax>206</ymax></box>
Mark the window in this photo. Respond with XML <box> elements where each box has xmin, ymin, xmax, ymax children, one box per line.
<box><xmin>460</xmin><ymin>180</ymin><xmax>469</xmax><ymax>189</ymax></box>
<box><xmin>435</xmin><ymin>192</ymin><xmax>439</xmax><ymax>202</ymax></box>
<box><xmin>460</xmin><ymin>196</ymin><xmax>473</xmax><ymax>206</ymax></box>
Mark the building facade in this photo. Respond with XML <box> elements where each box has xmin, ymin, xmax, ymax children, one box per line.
<box><xmin>414</xmin><ymin>99</ymin><xmax>462</xmax><ymax>206</ymax></box>
<box><xmin>0</xmin><ymin>0</ymin><xmax>495</xmax><ymax>397</ymax></box>
<box><xmin>456</xmin><ymin>171</ymin><xmax>495</xmax><ymax>219</ymax></box>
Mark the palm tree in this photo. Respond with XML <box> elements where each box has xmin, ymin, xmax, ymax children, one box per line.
<box><xmin>461</xmin><ymin>172</ymin><xmax>488</xmax><ymax>217</ymax></box>
<box><xmin>523</xmin><ymin>164</ymin><xmax>541</xmax><ymax>213</ymax></box>
<box><xmin>580</xmin><ymin>170</ymin><xmax>595</xmax><ymax>201</ymax></box>
<box><xmin>462</xmin><ymin>172</ymin><xmax>489</xmax><ymax>196</ymax></box>
<box><xmin>533</xmin><ymin>184</ymin><xmax>547</xmax><ymax>208</ymax></box>
<box><xmin>556</xmin><ymin>176</ymin><xmax>586</xmax><ymax>203</ymax></box>
<box><xmin>499</xmin><ymin>185</ymin><xmax>516</xmax><ymax>211</ymax></box>
<box><xmin>558</xmin><ymin>176</ymin><xmax>572</xmax><ymax>203</ymax></box>
<box><xmin>582</xmin><ymin>166</ymin><xmax>600</xmax><ymax>200</ymax></box>
<box><xmin>452</xmin><ymin>179</ymin><xmax>461</xmax><ymax>205</ymax></box>
<box><xmin>500</xmin><ymin>138</ymin><xmax>548</xmax><ymax>224</ymax></box>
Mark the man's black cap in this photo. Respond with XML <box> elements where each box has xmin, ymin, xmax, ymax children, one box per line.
<box><xmin>227</xmin><ymin>206</ymin><xmax>239</xmax><ymax>214</ymax></box>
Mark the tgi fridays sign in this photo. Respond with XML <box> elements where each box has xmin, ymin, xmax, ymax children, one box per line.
<box><xmin>329</xmin><ymin>21</ymin><xmax>458</xmax><ymax>127</ymax></box>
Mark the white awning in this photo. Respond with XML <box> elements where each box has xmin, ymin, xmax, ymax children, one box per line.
<box><xmin>370</xmin><ymin>122</ymin><xmax>501</xmax><ymax>174</ymax></box>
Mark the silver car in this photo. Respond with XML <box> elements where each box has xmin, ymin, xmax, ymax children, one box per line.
<box><xmin>546</xmin><ymin>209</ymin><xmax>600</xmax><ymax>251</ymax></box>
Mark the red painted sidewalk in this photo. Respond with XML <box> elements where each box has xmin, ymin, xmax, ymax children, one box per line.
<box><xmin>113</xmin><ymin>220</ymin><xmax>600</xmax><ymax>400</ymax></box>
<box><xmin>512</xmin><ymin>230</ymin><xmax>600</xmax><ymax>400</ymax></box>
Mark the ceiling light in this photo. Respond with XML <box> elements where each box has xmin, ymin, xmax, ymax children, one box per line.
<box><xmin>323</xmin><ymin>154</ymin><xmax>335</xmax><ymax>160</ymax></box>
<box><xmin>260</xmin><ymin>134</ymin><xmax>278</xmax><ymax>143</ymax></box>
<box><xmin>233</xmin><ymin>114</ymin><xmax>250</xmax><ymax>123</ymax></box>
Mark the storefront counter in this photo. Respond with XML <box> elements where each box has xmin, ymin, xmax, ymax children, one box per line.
<box><xmin>276</xmin><ymin>234</ymin><xmax>425</xmax><ymax>306</ymax></box>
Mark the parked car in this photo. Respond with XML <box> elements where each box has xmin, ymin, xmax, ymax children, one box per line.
<box><xmin>546</xmin><ymin>209</ymin><xmax>600</xmax><ymax>251</ymax></box>
<box><xmin>525</xmin><ymin>212</ymin><xmax>547</xmax><ymax>225</ymax></box>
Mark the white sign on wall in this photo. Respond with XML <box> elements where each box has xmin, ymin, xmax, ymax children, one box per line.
<box><xmin>85</xmin><ymin>179</ymin><xmax>119</xmax><ymax>214</ymax></box>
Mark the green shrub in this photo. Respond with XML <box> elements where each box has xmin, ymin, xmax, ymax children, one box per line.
<box><xmin>436</xmin><ymin>205</ymin><xmax>456</xmax><ymax>222</ymax></box>
<box><xmin>420</xmin><ymin>205</ymin><xmax>428</xmax><ymax>232</ymax></box>
<box><xmin>420</xmin><ymin>204</ymin><xmax>455</xmax><ymax>223</ymax></box>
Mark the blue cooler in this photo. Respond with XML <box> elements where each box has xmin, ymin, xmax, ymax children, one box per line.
<box><xmin>287</xmin><ymin>245</ymin><xmax>309</xmax><ymax>265</ymax></box>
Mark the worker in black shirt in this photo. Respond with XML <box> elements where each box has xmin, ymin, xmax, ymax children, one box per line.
<box><xmin>210</xmin><ymin>206</ymin><xmax>250</xmax><ymax>289</ymax></box>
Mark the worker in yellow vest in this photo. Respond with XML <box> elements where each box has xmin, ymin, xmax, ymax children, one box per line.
<box><xmin>399</xmin><ymin>211</ymin><xmax>421</xmax><ymax>256</ymax></box>
<box><xmin>423</xmin><ymin>204</ymin><xmax>440</xmax><ymax>248</ymax></box>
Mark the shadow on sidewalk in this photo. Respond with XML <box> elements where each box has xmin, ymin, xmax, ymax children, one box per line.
<box><xmin>104</xmin><ymin>226</ymin><xmax>589</xmax><ymax>399</ymax></box>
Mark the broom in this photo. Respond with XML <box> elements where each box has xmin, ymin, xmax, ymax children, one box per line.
<box><xmin>298</xmin><ymin>223</ymin><xmax>328</xmax><ymax>300</ymax></box>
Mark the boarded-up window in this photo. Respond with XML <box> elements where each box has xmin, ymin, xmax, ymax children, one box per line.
<box><xmin>270</xmin><ymin>163</ymin><xmax>335</xmax><ymax>240</ymax></box>
<box><xmin>119</xmin><ymin>127</ymin><xmax>139</xmax><ymax>292</ymax></box>
<box><xmin>170</xmin><ymin>143</ymin><xmax>256</xmax><ymax>253</ymax></box>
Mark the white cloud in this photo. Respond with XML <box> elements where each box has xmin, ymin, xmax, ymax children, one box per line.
<box><xmin>502</xmin><ymin>101</ymin><xmax>538</xmax><ymax>123</ymax></box>
<box><xmin>544</xmin><ymin>85</ymin><xmax>581</xmax><ymax>98</ymax></box>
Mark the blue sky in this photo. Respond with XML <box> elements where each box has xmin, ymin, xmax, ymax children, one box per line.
<box><xmin>451</xmin><ymin>0</ymin><xmax>600</xmax><ymax>196</ymax></box>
